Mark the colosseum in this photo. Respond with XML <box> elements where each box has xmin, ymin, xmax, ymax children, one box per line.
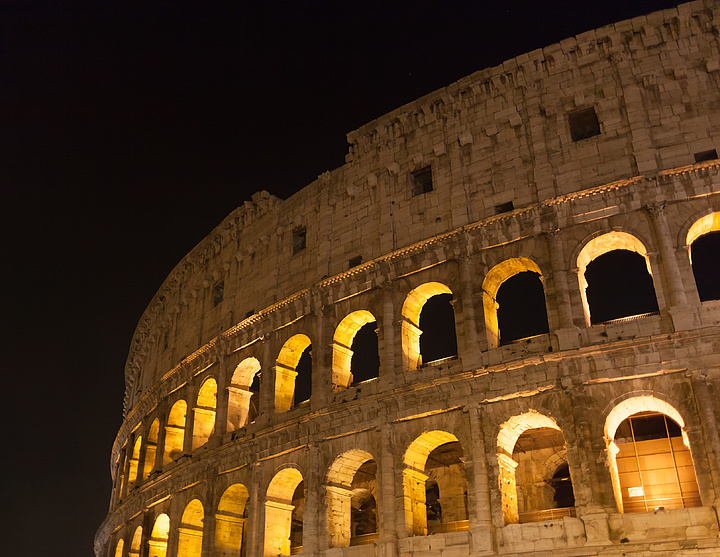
<box><xmin>97</xmin><ymin>2</ymin><xmax>720</xmax><ymax>556</ymax></box>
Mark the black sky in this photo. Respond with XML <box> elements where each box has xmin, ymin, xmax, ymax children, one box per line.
<box><xmin>1</xmin><ymin>1</ymin><xmax>683</xmax><ymax>555</ymax></box>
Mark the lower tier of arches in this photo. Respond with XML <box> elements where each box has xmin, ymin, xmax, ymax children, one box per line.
<box><xmin>100</xmin><ymin>370</ymin><xmax>720</xmax><ymax>557</ymax></box>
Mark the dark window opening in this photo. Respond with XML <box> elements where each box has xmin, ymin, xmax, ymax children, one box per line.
<box><xmin>424</xmin><ymin>441</ymin><xmax>468</xmax><ymax>531</ymax></box>
<box><xmin>290</xmin><ymin>482</ymin><xmax>305</xmax><ymax>551</ymax></box>
<box><xmin>350</xmin><ymin>459</ymin><xmax>378</xmax><ymax>543</ymax></box>
<box><xmin>293</xmin><ymin>346</ymin><xmax>312</xmax><ymax>406</ymax></box>
<box><xmin>694</xmin><ymin>149</ymin><xmax>718</xmax><ymax>163</ymax></box>
<box><xmin>495</xmin><ymin>201</ymin><xmax>514</xmax><ymax>214</ymax></box>
<box><xmin>496</xmin><ymin>271</ymin><xmax>549</xmax><ymax>345</ymax></box>
<box><xmin>213</xmin><ymin>282</ymin><xmax>224</xmax><ymax>307</ymax></box>
<box><xmin>419</xmin><ymin>293</ymin><xmax>458</xmax><ymax>364</ymax></box>
<box><xmin>569</xmin><ymin>107</ymin><xmax>601</xmax><ymax>142</ymax></box>
<box><xmin>349</xmin><ymin>255</ymin><xmax>363</xmax><ymax>269</ymax></box>
<box><xmin>585</xmin><ymin>250</ymin><xmax>658</xmax><ymax>324</ymax></box>
<box><xmin>245</xmin><ymin>309</ymin><xmax>255</xmax><ymax>319</ymax></box>
<box><xmin>248</xmin><ymin>372</ymin><xmax>261</xmax><ymax>424</ymax></box>
<box><xmin>514</xmin><ymin>428</ymin><xmax>573</xmax><ymax>523</ymax></box>
<box><xmin>292</xmin><ymin>226</ymin><xmax>307</xmax><ymax>255</ymax></box>
<box><xmin>425</xmin><ymin>480</ymin><xmax>442</xmax><ymax>525</ymax></box>
<box><xmin>549</xmin><ymin>463</ymin><xmax>575</xmax><ymax>509</ymax></box>
<box><xmin>690</xmin><ymin>231</ymin><xmax>720</xmax><ymax>301</ymax></box>
<box><xmin>351</xmin><ymin>322</ymin><xmax>379</xmax><ymax>384</ymax></box>
<box><xmin>411</xmin><ymin>166</ymin><xmax>433</xmax><ymax>197</ymax></box>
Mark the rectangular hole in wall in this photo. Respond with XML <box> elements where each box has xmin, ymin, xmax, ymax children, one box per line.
<box><xmin>349</xmin><ymin>255</ymin><xmax>362</xmax><ymax>268</ymax></box>
<box><xmin>411</xmin><ymin>166</ymin><xmax>433</xmax><ymax>197</ymax></box>
<box><xmin>568</xmin><ymin>107</ymin><xmax>601</xmax><ymax>142</ymax></box>
<box><xmin>494</xmin><ymin>201</ymin><xmax>514</xmax><ymax>214</ymax></box>
<box><xmin>694</xmin><ymin>149</ymin><xmax>718</xmax><ymax>163</ymax></box>
<box><xmin>213</xmin><ymin>282</ymin><xmax>224</xmax><ymax>307</ymax></box>
<box><xmin>292</xmin><ymin>226</ymin><xmax>307</xmax><ymax>254</ymax></box>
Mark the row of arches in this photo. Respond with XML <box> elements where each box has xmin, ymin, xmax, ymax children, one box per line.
<box><xmin>118</xmin><ymin>218</ymin><xmax>720</xmax><ymax>499</ymax></box>
<box><xmin>111</xmin><ymin>395</ymin><xmax>703</xmax><ymax>557</ymax></box>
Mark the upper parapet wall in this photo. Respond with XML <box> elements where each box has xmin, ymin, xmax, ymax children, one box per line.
<box><xmin>122</xmin><ymin>0</ymin><xmax>720</xmax><ymax>414</ymax></box>
<box><xmin>347</xmin><ymin>1</ymin><xmax>719</xmax><ymax>155</ymax></box>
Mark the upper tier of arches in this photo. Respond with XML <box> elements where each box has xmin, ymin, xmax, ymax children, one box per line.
<box><xmin>113</xmin><ymin>205</ymin><xmax>720</xmax><ymax>487</ymax></box>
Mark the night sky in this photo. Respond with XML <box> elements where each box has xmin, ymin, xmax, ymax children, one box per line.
<box><xmin>2</xmin><ymin>2</ymin><xmax>683</xmax><ymax>555</ymax></box>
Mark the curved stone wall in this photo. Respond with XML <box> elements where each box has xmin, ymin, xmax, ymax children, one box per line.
<box><xmin>98</xmin><ymin>2</ymin><xmax>720</xmax><ymax>556</ymax></box>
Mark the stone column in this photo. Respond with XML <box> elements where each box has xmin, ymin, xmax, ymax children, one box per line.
<box><xmin>246</xmin><ymin>461</ymin><xmax>263</xmax><ymax>557</ymax></box>
<box><xmin>689</xmin><ymin>371</ymin><xmax>720</xmax><ymax>507</ymax></box>
<box><xmin>546</xmin><ymin>229</ymin><xmax>581</xmax><ymax>349</ymax></box>
<box><xmin>376</xmin><ymin>421</ymin><xmax>398</xmax><ymax>557</ymax></box>
<box><xmin>325</xmin><ymin>484</ymin><xmax>353</xmax><ymax>547</ymax></box>
<box><xmin>497</xmin><ymin>453</ymin><xmax>518</xmax><ymax>525</ymax></box>
<box><xmin>458</xmin><ymin>255</ymin><xmax>482</xmax><ymax>369</ymax></box>
<box><xmin>311</xmin><ymin>296</ymin><xmax>330</xmax><ymax>411</ymax></box>
<box><xmin>466</xmin><ymin>406</ymin><xmax>495</xmax><ymax>554</ymax></box>
<box><xmin>214</xmin><ymin>356</ymin><xmax>230</xmax><ymax>439</ymax></box>
<box><xmin>202</xmin><ymin>511</ymin><xmax>216</xmax><ymax>557</ymax></box>
<box><xmin>303</xmin><ymin>444</ymin><xmax>321</xmax><ymax>554</ymax></box>
<box><xmin>648</xmin><ymin>203</ymin><xmax>699</xmax><ymax>331</ymax></box>
<box><xmin>226</xmin><ymin>386</ymin><xmax>253</xmax><ymax>430</ymax></box>
<box><xmin>380</xmin><ymin>287</ymin><xmax>397</xmax><ymax>389</ymax></box>
<box><xmin>258</xmin><ymin>332</ymin><xmax>274</xmax><ymax>427</ymax></box>
<box><xmin>183</xmin><ymin>385</ymin><xmax>197</xmax><ymax>455</ymax></box>
<box><xmin>402</xmin><ymin>468</ymin><xmax>429</xmax><ymax>536</ymax></box>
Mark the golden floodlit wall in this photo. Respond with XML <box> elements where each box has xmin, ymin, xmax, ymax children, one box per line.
<box><xmin>98</xmin><ymin>2</ymin><xmax>720</xmax><ymax>556</ymax></box>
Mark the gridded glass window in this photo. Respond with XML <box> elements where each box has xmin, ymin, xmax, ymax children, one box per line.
<box><xmin>614</xmin><ymin>412</ymin><xmax>701</xmax><ymax>513</ymax></box>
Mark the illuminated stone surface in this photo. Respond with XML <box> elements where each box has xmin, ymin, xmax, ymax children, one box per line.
<box><xmin>97</xmin><ymin>2</ymin><xmax>720</xmax><ymax>555</ymax></box>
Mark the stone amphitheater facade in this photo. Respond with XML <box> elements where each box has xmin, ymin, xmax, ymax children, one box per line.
<box><xmin>97</xmin><ymin>2</ymin><xmax>720</xmax><ymax>556</ymax></box>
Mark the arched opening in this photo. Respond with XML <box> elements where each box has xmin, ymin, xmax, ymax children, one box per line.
<box><xmin>585</xmin><ymin>251</ymin><xmax>659</xmax><ymax>323</ymax></box>
<box><xmin>164</xmin><ymin>400</ymin><xmax>186</xmax><ymax>464</ymax></box>
<box><xmin>482</xmin><ymin>258</ymin><xmax>548</xmax><ymax>348</ymax></box>
<box><xmin>497</xmin><ymin>272</ymin><xmax>549</xmax><ymax>344</ymax></box>
<box><xmin>275</xmin><ymin>334</ymin><xmax>312</xmax><ymax>412</ymax></box>
<box><xmin>177</xmin><ymin>499</ymin><xmax>204</xmax><ymax>557</ymax></box>
<box><xmin>326</xmin><ymin>449</ymin><xmax>378</xmax><ymax>547</ymax></box>
<box><xmin>127</xmin><ymin>434</ymin><xmax>142</xmax><ymax>486</ymax></box>
<box><xmin>228</xmin><ymin>358</ymin><xmax>262</xmax><ymax>431</ymax></box>
<box><xmin>264</xmin><ymin>468</ymin><xmax>304</xmax><ymax>557</ymax></box>
<box><xmin>403</xmin><ymin>431</ymin><xmax>468</xmax><ymax>536</ymax></box>
<box><xmin>114</xmin><ymin>539</ymin><xmax>124</xmax><ymax>557</ymax></box>
<box><xmin>577</xmin><ymin>232</ymin><xmax>658</xmax><ymax>325</ymax></box>
<box><xmin>402</xmin><ymin>283</ymin><xmax>457</xmax><ymax>370</ymax></box>
<box><xmin>687</xmin><ymin>212</ymin><xmax>720</xmax><ymax>302</ymax></box>
<box><xmin>129</xmin><ymin>526</ymin><xmax>142</xmax><ymax>557</ymax></box>
<box><xmin>215</xmin><ymin>484</ymin><xmax>250</xmax><ymax>557</ymax></box>
<box><xmin>332</xmin><ymin>311</ymin><xmax>379</xmax><ymax>389</ymax></box>
<box><xmin>513</xmin><ymin>429</ymin><xmax>573</xmax><ymax>522</ymax></box>
<box><xmin>142</xmin><ymin>419</ymin><xmax>159</xmax><ymax>480</ymax></box>
<box><xmin>497</xmin><ymin>411</ymin><xmax>574</xmax><ymax>524</ymax></box>
<box><xmin>192</xmin><ymin>378</ymin><xmax>217</xmax><ymax>449</ymax></box>
<box><xmin>147</xmin><ymin>514</ymin><xmax>169</xmax><ymax>557</ymax></box>
<box><xmin>605</xmin><ymin>397</ymin><xmax>701</xmax><ymax>513</ymax></box>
